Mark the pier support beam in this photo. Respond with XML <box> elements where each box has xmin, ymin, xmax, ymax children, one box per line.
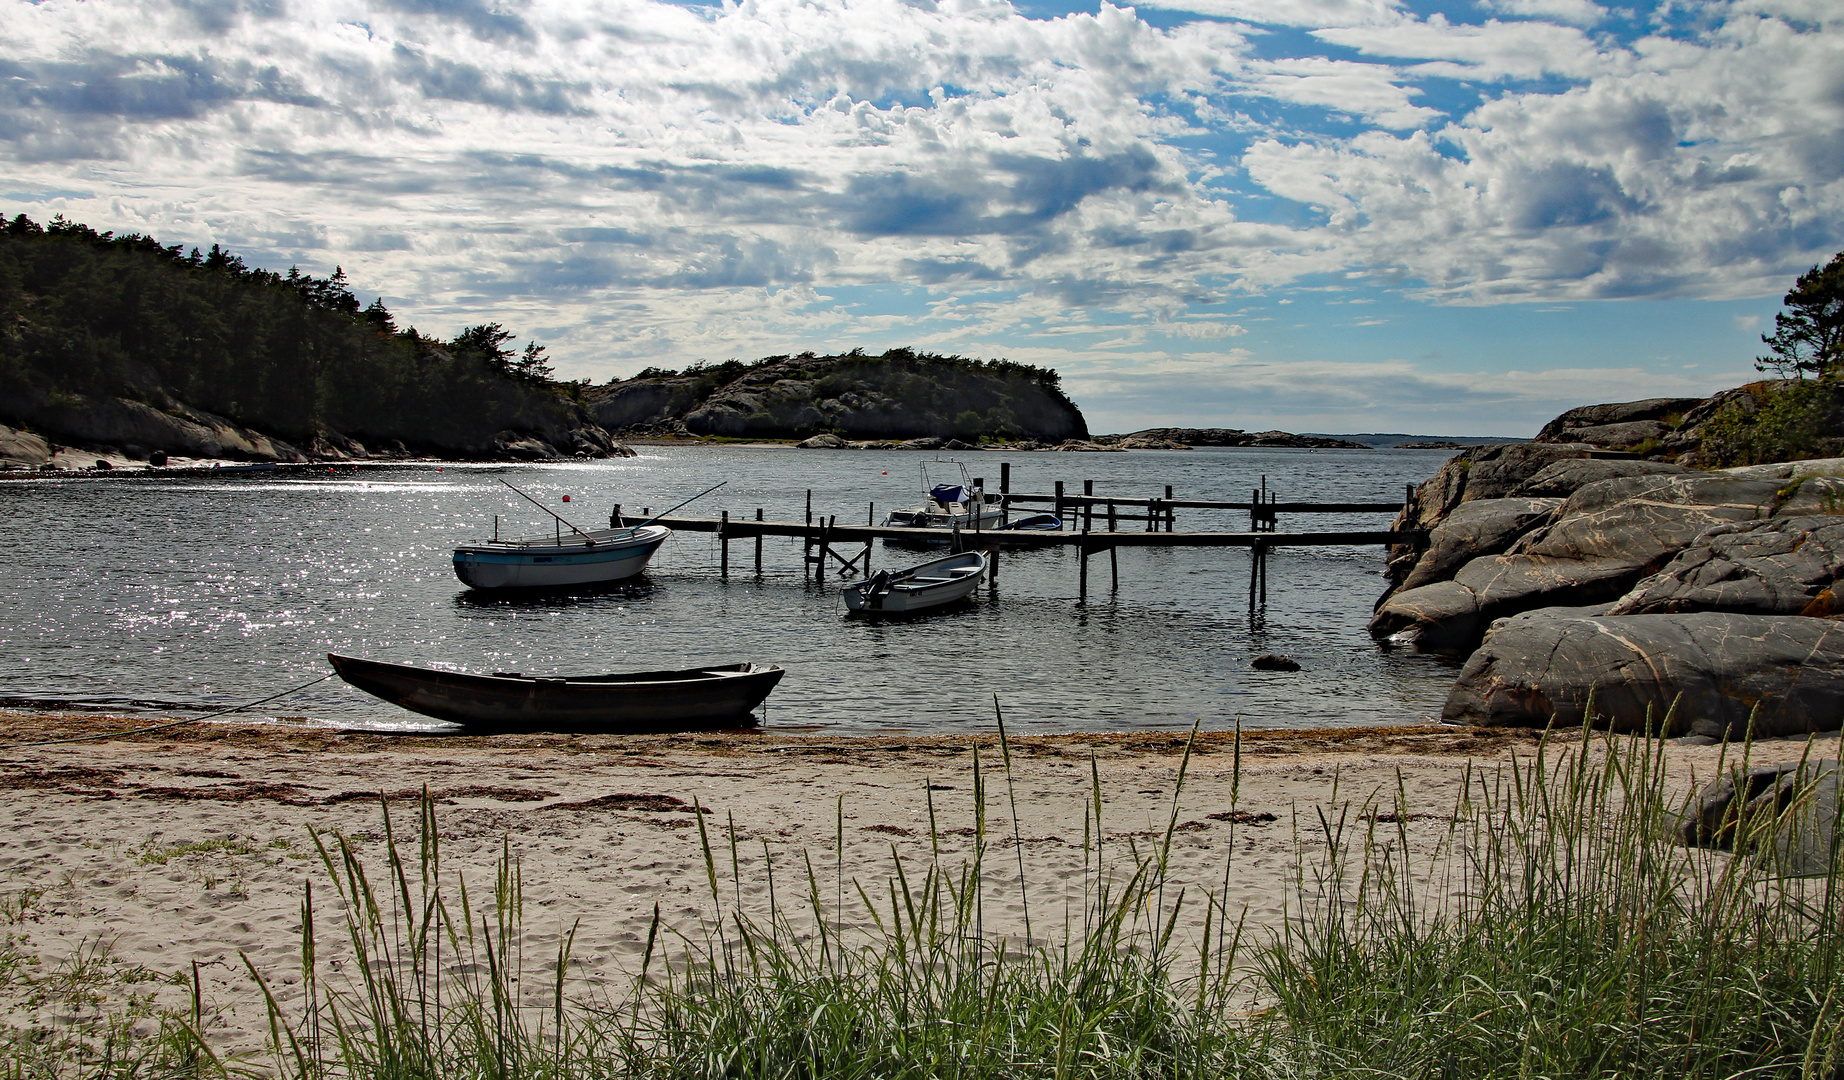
<box><xmin>720</xmin><ymin>510</ymin><xmax>729</xmax><ymax>576</ymax></box>
<box><xmin>755</xmin><ymin>509</ymin><xmax>763</xmax><ymax>574</ymax></box>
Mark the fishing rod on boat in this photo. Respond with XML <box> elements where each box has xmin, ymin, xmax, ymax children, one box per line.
<box><xmin>627</xmin><ymin>480</ymin><xmax>727</xmax><ymax>532</ymax></box>
<box><xmin>498</xmin><ymin>478</ymin><xmax>597</xmax><ymax>541</ymax></box>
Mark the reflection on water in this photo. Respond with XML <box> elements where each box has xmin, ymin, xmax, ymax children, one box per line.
<box><xmin>0</xmin><ymin>448</ymin><xmax>1462</xmax><ymax>734</ymax></box>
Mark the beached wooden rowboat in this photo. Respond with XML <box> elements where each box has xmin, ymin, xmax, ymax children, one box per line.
<box><xmin>328</xmin><ymin>653</ymin><xmax>784</xmax><ymax>732</ymax></box>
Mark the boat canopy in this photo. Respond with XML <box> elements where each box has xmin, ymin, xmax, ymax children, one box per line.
<box><xmin>930</xmin><ymin>484</ymin><xmax>964</xmax><ymax>503</ymax></box>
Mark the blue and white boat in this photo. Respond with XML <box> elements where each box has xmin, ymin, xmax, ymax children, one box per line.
<box><xmin>453</xmin><ymin>524</ymin><xmax>669</xmax><ymax>590</ymax></box>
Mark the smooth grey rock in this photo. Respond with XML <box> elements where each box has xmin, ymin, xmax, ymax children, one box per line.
<box><xmin>797</xmin><ymin>433</ymin><xmax>848</xmax><ymax>449</ymax></box>
<box><xmin>1773</xmin><ymin>475</ymin><xmax>1844</xmax><ymax>516</ymax></box>
<box><xmin>1512</xmin><ymin>458</ymin><xmax>1691</xmax><ymax>498</ymax></box>
<box><xmin>1442</xmin><ymin>613</ymin><xmax>1844</xmax><ymax>739</ymax></box>
<box><xmin>1369</xmin><ymin>580</ymin><xmax>1484</xmax><ymax>651</ymax></box>
<box><xmin>899</xmin><ymin>437</ymin><xmax>943</xmax><ymax>450</ymax></box>
<box><xmin>1541</xmin><ymin>420</ymin><xmax>1669</xmax><ymax>450</ymax></box>
<box><xmin>1378</xmin><ymin>475</ymin><xmax>1778</xmax><ymax>649</ymax></box>
<box><xmin>1397</xmin><ymin>497</ymin><xmax>1562</xmax><ymax>593</ymax></box>
<box><xmin>0</xmin><ymin>425</ymin><xmax>51</xmax><ymax>465</ymax></box>
<box><xmin>1610</xmin><ymin>516</ymin><xmax>1844</xmax><ymax>617</ymax></box>
<box><xmin>1723</xmin><ymin>457</ymin><xmax>1844</xmax><ymax>482</ymax></box>
<box><xmin>1535</xmin><ymin>397</ymin><xmax>1703</xmax><ymax>443</ymax></box>
<box><xmin>1681</xmin><ymin>759</ymin><xmax>1842</xmax><ymax>875</ymax></box>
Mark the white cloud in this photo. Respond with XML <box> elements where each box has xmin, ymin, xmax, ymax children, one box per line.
<box><xmin>1129</xmin><ymin>0</ymin><xmax>1406</xmax><ymax>27</ymax></box>
<box><xmin>1478</xmin><ymin>0</ymin><xmax>1608</xmax><ymax>27</ymax></box>
<box><xmin>0</xmin><ymin>0</ymin><xmax>1835</xmax><ymax>418</ymax></box>
<box><xmin>1314</xmin><ymin>16</ymin><xmax>1618</xmax><ymax>80</ymax></box>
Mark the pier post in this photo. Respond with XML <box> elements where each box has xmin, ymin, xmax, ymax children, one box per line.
<box><xmin>816</xmin><ymin>518</ymin><xmax>830</xmax><ymax>585</ymax></box>
<box><xmin>804</xmin><ymin>490</ymin><xmax>813</xmax><ymax>572</ymax></box>
<box><xmin>611</xmin><ymin>503</ymin><xmax>622</xmax><ymax>528</ymax></box>
<box><xmin>1078</xmin><ymin>525</ymin><xmax>1089</xmax><ymax>602</ymax></box>
<box><xmin>1055</xmin><ymin>481</ymin><xmax>1065</xmax><ymax>524</ymax></box>
<box><xmin>1109</xmin><ymin>542</ymin><xmax>1118</xmax><ymax>591</ymax></box>
<box><xmin>1253</xmin><ymin>534</ymin><xmax>1268</xmax><ymax>604</ymax></box>
<box><xmin>986</xmin><ymin>543</ymin><xmax>999</xmax><ymax>593</ymax></box>
<box><xmin>1165</xmin><ymin>486</ymin><xmax>1174</xmax><ymax>531</ymax></box>
<box><xmin>1260</xmin><ymin>538</ymin><xmax>1269</xmax><ymax>604</ymax></box>
<box><xmin>1250</xmin><ymin>488</ymin><xmax>1259</xmax><ymax>532</ymax></box>
<box><xmin>1000</xmin><ymin>462</ymin><xmax>1010</xmax><ymax>496</ymax></box>
<box><xmin>1083</xmin><ymin>480</ymin><xmax>1093</xmax><ymax>532</ymax></box>
<box><xmin>755</xmin><ymin>509</ymin><xmax>763</xmax><ymax>573</ymax></box>
<box><xmin>720</xmin><ymin>510</ymin><xmax>729</xmax><ymax>577</ymax></box>
<box><xmin>1107</xmin><ymin>501</ymin><xmax>1116</xmax><ymax>531</ymax></box>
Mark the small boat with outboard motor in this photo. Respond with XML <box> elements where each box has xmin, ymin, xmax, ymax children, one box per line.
<box><xmin>452</xmin><ymin>480</ymin><xmax>723</xmax><ymax>590</ymax></box>
<box><xmin>328</xmin><ymin>652</ymin><xmax>784</xmax><ymax>732</ymax></box>
<box><xmin>842</xmin><ymin>550</ymin><xmax>987</xmax><ymax>614</ymax></box>
<box><xmin>881</xmin><ymin>462</ymin><xmax>1006</xmax><ymax>540</ymax></box>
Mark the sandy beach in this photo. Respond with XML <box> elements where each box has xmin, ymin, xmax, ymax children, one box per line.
<box><xmin>0</xmin><ymin>711</ymin><xmax>1804</xmax><ymax>1059</ymax></box>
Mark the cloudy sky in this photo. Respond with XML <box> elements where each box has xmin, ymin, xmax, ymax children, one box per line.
<box><xmin>3</xmin><ymin>0</ymin><xmax>1840</xmax><ymax>435</ymax></box>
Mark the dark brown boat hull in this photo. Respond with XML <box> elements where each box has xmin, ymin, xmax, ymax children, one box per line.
<box><xmin>328</xmin><ymin>653</ymin><xmax>784</xmax><ymax>733</ymax></box>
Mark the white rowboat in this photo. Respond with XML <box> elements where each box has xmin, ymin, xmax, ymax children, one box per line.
<box><xmin>453</xmin><ymin>524</ymin><xmax>669</xmax><ymax>590</ymax></box>
<box><xmin>842</xmin><ymin>550</ymin><xmax>987</xmax><ymax>614</ymax></box>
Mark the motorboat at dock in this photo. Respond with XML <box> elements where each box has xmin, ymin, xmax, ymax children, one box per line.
<box><xmin>881</xmin><ymin>462</ymin><xmax>1006</xmax><ymax>539</ymax></box>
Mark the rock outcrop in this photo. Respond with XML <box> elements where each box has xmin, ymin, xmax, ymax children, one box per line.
<box><xmin>1607</xmin><ymin>515</ymin><xmax>1844</xmax><ymax>617</ymax></box>
<box><xmin>3</xmin><ymin>388</ymin><xmax>627</xmax><ymax>464</ymax></box>
<box><xmin>590</xmin><ymin>350</ymin><xmax>1086</xmax><ymax>444</ymax></box>
<box><xmin>1534</xmin><ymin>397</ymin><xmax>1703</xmax><ymax>452</ymax></box>
<box><xmin>1442</xmin><ymin>612</ymin><xmax>1844</xmax><ymax>739</ymax></box>
<box><xmin>1386</xmin><ymin>395</ymin><xmax>1844</xmax><ymax>735</ymax></box>
<box><xmin>1374</xmin><ymin>473</ymin><xmax>1784</xmax><ymax>650</ymax></box>
<box><xmin>0</xmin><ymin>425</ymin><xmax>51</xmax><ymax>466</ymax></box>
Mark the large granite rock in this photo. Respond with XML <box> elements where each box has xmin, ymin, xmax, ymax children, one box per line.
<box><xmin>1608</xmin><ymin>515</ymin><xmax>1844</xmax><ymax>617</ymax></box>
<box><xmin>1534</xmin><ymin>397</ymin><xmax>1702</xmax><ymax>451</ymax></box>
<box><xmin>1395</xmin><ymin>497</ymin><xmax>1561</xmax><ymax>594</ymax></box>
<box><xmin>1382</xmin><ymin>442</ymin><xmax>1602</xmax><ymax>595</ymax></box>
<box><xmin>27</xmin><ymin>393</ymin><xmax>306</xmax><ymax>462</ymax></box>
<box><xmin>1721</xmin><ymin>457</ymin><xmax>1844</xmax><ymax>484</ymax></box>
<box><xmin>1442</xmin><ymin>612</ymin><xmax>1844</xmax><ymax>738</ymax></box>
<box><xmin>1511</xmin><ymin>457</ymin><xmax>1692</xmax><ymax>498</ymax></box>
<box><xmin>0</xmin><ymin>425</ymin><xmax>51</xmax><ymax>465</ymax></box>
<box><xmin>1681</xmin><ymin>759</ymin><xmax>1841</xmax><ymax>874</ymax></box>
<box><xmin>1375</xmin><ymin>474</ymin><xmax>1781</xmax><ymax>649</ymax></box>
<box><xmin>1397</xmin><ymin>443</ymin><xmax>1601</xmax><ymax>533</ymax></box>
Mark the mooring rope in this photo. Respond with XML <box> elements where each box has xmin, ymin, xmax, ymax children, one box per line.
<box><xmin>0</xmin><ymin>671</ymin><xmax>340</xmax><ymax>750</ymax></box>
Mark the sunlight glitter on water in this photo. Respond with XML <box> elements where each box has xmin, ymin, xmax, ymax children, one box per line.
<box><xmin>0</xmin><ymin>447</ymin><xmax>1463</xmax><ymax>734</ymax></box>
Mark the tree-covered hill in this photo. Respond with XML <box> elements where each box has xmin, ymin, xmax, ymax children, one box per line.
<box><xmin>0</xmin><ymin>214</ymin><xmax>616</xmax><ymax>460</ymax></box>
<box><xmin>590</xmin><ymin>349</ymin><xmax>1088</xmax><ymax>443</ymax></box>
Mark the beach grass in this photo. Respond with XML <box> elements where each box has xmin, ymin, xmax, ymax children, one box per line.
<box><xmin>19</xmin><ymin>718</ymin><xmax>1844</xmax><ymax>1079</ymax></box>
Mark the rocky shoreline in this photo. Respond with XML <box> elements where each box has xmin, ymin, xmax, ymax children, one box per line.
<box><xmin>1373</xmin><ymin>393</ymin><xmax>1844</xmax><ymax>739</ymax></box>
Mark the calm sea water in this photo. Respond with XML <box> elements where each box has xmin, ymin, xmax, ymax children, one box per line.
<box><xmin>0</xmin><ymin>446</ymin><xmax>1463</xmax><ymax>735</ymax></box>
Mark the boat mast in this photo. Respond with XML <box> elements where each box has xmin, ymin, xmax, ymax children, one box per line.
<box><xmin>498</xmin><ymin>479</ymin><xmax>598</xmax><ymax>541</ymax></box>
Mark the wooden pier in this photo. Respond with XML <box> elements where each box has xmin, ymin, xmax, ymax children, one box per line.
<box><xmin>630</xmin><ymin>465</ymin><xmax>1425</xmax><ymax>608</ymax></box>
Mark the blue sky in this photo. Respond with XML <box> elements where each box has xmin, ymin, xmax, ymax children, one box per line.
<box><xmin>3</xmin><ymin>0</ymin><xmax>1840</xmax><ymax>435</ymax></box>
